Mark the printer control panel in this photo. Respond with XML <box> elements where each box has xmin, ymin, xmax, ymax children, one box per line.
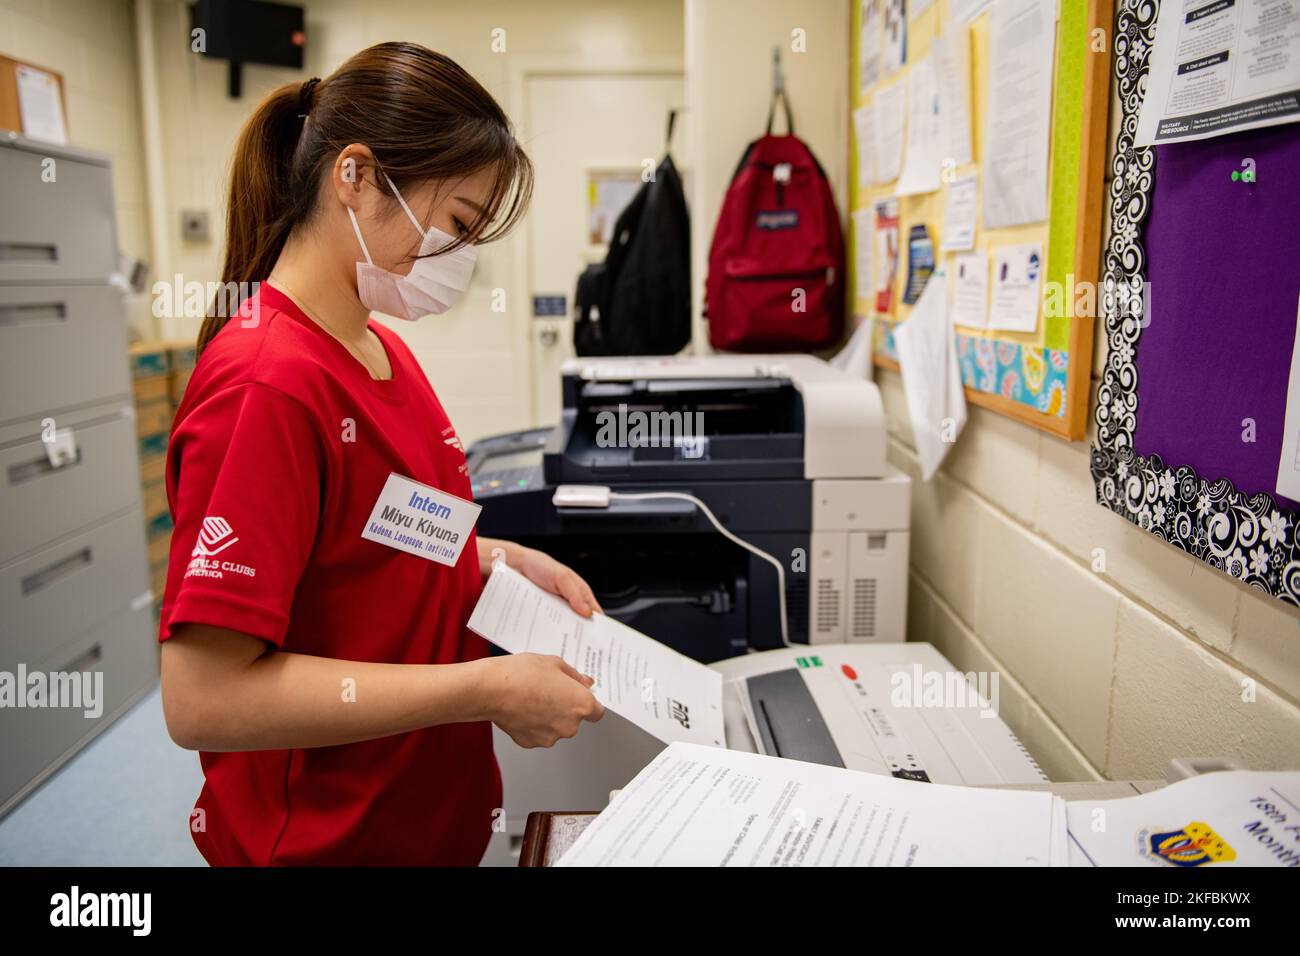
<box><xmin>467</xmin><ymin>428</ymin><xmax>550</xmax><ymax>498</ymax></box>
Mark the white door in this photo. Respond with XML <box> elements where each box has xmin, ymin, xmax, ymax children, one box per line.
<box><xmin>523</xmin><ymin>73</ymin><xmax>687</xmax><ymax>425</ymax></box>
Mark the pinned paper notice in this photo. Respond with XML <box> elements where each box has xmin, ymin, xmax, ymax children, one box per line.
<box><xmin>872</xmin><ymin>80</ymin><xmax>906</xmax><ymax>184</ymax></box>
<box><xmin>950</xmin><ymin>252</ymin><xmax>988</xmax><ymax>329</ymax></box>
<box><xmin>897</xmin><ymin>53</ymin><xmax>941</xmax><ymax>196</ymax></box>
<box><xmin>894</xmin><ymin>271</ymin><xmax>966</xmax><ymax>480</ymax></box>
<box><xmin>853</xmin><ymin>105</ymin><xmax>875</xmax><ymax>188</ymax></box>
<box><xmin>15</xmin><ymin>65</ymin><xmax>68</xmax><ymax>146</ymax></box>
<box><xmin>988</xmin><ymin>243</ymin><xmax>1043</xmax><ymax>333</ymax></box>
<box><xmin>941</xmin><ymin>174</ymin><xmax>978</xmax><ymax>251</ymax></box>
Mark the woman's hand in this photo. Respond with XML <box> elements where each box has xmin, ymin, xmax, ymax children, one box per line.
<box><xmin>478</xmin><ymin>538</ymin><xmax>602</xmax><ymax>618</ymax></box>
<box><xmin>479</xmin><ymin>653</ymin><xmax>605</xmax><ymax>748</ymax></box>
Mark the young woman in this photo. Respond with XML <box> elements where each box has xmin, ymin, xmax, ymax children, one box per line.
<box><xmin>159</xmin><ymin>42</ymin><xmax>605</xmax><ymax>866</ymax></box>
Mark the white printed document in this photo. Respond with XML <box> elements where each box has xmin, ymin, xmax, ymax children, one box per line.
<box><xmin>1276</xmin><ymin>296</ymin><xmax>1300</xmax><ymax>501</ymax></box>
<box><xmin>895</xmin><ymin>272</ymin><xmax>967</xmax><ymax>480</ymax></box>
<box><xmin>941</xmin><ymin>173</ymin><xmax>979</xmax><ymax>251</ymax></box>
<box><xmin>1137</xmin><ymin>0</ymin><xmax>1300</xmax><ymax>145</ymax></box>
<box><xmin>988</xmin><ymin>242</ymin><xmax>1044</xmax><ymax>332</ymax></box>
<box><xmin>897</xmin><ymin>53</ymin><xmax>943</xmax><ymax>196</ymax></box>
<box><xmin>950</xmin><ymin>251</ymin><xmax>989</xmax><ymax>328</ymax></box>
<box><xmin>936</xmin><ymin>27</ymin><xmax>974</xmax><ymax>168</ymax></box>
<box><xmin>467</xmin><ymin>563</ymin><xmax>725</xmax><ymax>747</ymax></box>
<box><xmin>873</xmin><ymin>79</ymin><xmax>906</xmax><ymax>183</ymax></box>
<box><xmin>853</xmin><ymin>105</ymin><xmax>875</xmax><ymax>187</ymax></box>
<box><xmin>983</xmin><ymin>0</ymin><xmax>1056</xmax><ymax>228</ymax></box>
<box><xmin>556</xmin><ymin>742</ymin><xmax>1063</xmax><ymax>866</ymax></box>
<box><xmin>1067</xmin><ymin>771</ymin><xmax>1300</xmax><ymax>866</ymax></box>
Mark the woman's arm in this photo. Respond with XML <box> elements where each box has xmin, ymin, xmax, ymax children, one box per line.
<box><xmin>477</xmin><ymin>536</ymin><xmax>601</xmax><ymax>617</ymax></box>
<box><xmin>161</xmin><ymin>623</ymin><xmax>603</xmax><ymax>752</ymax></box>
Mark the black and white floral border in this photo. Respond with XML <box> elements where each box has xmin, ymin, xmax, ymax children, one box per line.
<box><xmin>1090</xmin><ymin>0</ymin><xmax>1300</xmax><ymax>606</ymax></box>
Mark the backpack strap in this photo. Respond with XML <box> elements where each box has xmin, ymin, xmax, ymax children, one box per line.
<box><xmin>765</xmin><ymin>86</ymin><xmax>794</xmax><ymax>136</ymax></box>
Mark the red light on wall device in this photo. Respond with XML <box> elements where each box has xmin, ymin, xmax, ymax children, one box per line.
<box><xmin>291</xmin><ymin>31</ymin><xmax>305</xmax><ymax>46</ymax></box>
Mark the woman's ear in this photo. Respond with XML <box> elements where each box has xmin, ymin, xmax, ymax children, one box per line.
<box><xmin>331</xmin><ymin>144</ymin><xmax>375</xmax><ymax>211</ymax></box>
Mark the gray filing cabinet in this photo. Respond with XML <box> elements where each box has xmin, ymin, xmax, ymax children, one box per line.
<box><xmin>0</xmin><ymin>133</ymin><xmax>158</xmax><ymax>816</ymax></box>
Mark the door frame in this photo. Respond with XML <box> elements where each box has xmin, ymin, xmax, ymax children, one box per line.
<box><xmin>505</xmin><ymin>55</ymin><xmax>685</xmax><ymax>425</ymax></box>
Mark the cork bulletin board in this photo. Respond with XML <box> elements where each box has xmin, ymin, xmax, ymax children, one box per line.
<box><xmin>1091</xmin><ymin>0</ymin><xmax>1300</xmax><ymax>606</ymax></box>
<box><xmin>850</xmin><ymin>0</ymin><xmax>1113</xmax><ymax>440</ymax></box>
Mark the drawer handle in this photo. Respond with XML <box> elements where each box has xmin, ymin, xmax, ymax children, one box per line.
<box><xmin>0</xmin><ymin>241</ymin><xmax>57</xmax><ymax>263</ymax></box>
<box><xmin>21</xmin><ymin>547</ymin><xmax>93</xmax><ymax>596</ymax></box>
<box><xmin>61</xmin><ymin>643</ymin><xmax>103</xmax><ymax>674</ymax></box>
<box><xmin>7</xmin><ymin>448</ymin><xmax>83</xmax><ymax>485</ymax></box>
<box><xmin>0</xmin><ymin>301</ymin><xmax>67</xmax><ymax>325</ymax></box>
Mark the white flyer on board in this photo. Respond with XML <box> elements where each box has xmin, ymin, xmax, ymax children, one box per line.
<box><xmin>1137</xmin><ymin>0</ymin><xmax>1300</xmax><ymax>146</ymax></box>
<box><xmin>936</xmin><ymin>27</ymin><xmax>974</xmax><ymax>167</ymax></box>
<box><xmin>950</xmin><ymin>252</ymin><xmax>989</xmax><ymax>328</ymax></box>
<box><xmin>853</xmin><ymin>104</ymin><xmax>875</xmax><ymax>187</ymax></box>
<box><xmin>897</xmin><ymin>53</ymin><xmax>943</xmax><ymax>196</ymax></box>
<box><xmin>941</xmin><ymin>174</ymin><xmax>979</xmax><ymax>251</ymax></box>
<box><xmin>982</xmin><ymin>0</ymin><xmax>1056</xmax><ymax>228</ymax></box>
<box><xmin>894</xmin><ymin>272</ymin><xmax>966</xmax><ymax>480</ymax></box>
<box><xmin>988</xmin><ymin>243</ymin><xmax>1044</xmax><ymax>333</ymax></box>
<box><xmin>873</xmin><ymin>79</ymin><xmax>906</xmax><ymax>183</ymax></box>
<box><xmin>468</xmin><ymin>563</ymin><xmax>725</xmax><ymax>747</ymax></box>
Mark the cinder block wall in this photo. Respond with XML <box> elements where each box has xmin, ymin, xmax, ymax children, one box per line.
<box><xmin>880</xmin><ymin>380</ymin><xmax>1300</xmax><ymax>781</ymax></box>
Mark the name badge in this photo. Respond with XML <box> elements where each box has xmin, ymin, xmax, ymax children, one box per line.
<box><xmin>361</xmin><ymin>473</ymin><xmax>481</xmax><ymax>567</ymax></box>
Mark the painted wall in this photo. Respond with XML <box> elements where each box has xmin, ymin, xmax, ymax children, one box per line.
<box><xmin>144</xmin><ymin>0</ymin><xmax>684</xmax><ymax>442</ymax></box>
<box><xmin>684</xmin><ymin>0</ymin><xmax>850</xmax><ymax>352</ymax></box>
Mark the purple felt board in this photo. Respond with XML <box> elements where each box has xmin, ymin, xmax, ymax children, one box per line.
<box><xmin>1135</xmin><ymin>124</ymin><xmax>1300</xmax><ymax>509</ymax></box>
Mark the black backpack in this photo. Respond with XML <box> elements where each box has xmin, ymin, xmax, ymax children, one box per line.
<box><xmin>574</xmin><ymin>114</ymin><xmax>690</xmax><ymax>356</ymax></box>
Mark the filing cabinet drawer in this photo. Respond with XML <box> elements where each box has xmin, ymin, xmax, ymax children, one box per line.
<box><xmin>0</xmin><ymin>285</ymin><xmax>132</xmax><ymax>424</ymax></box>
<box><xmin>0</xmin><ymin>408</ymin><xmax>141</xmax><ymax>565</ymax></box>
<box><xmin>0</xmin><ymin>508</ymin><xmax>151</xmax><ymax>671</ymax></box>
<box><xmin>0</xmin><ymin>604</ymin><xmax>158</xmax><ymax>815</ymax></box>
<box><xmin>0</xmin><ymin>140</ymin><xmax>118</xmax><ymax>284</ymax></box>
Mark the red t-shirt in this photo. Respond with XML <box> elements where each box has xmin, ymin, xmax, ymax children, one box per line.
<box><xmin>160</xmin><ymin>285</ymin><xmax>500</xmax><ymax>866</ymax></box>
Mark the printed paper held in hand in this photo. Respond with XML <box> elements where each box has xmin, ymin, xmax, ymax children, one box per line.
<box><xmin>894</xmin><ymin>272</ymin><xmax>966</xmax><ymax>480</ymax></box>
<box><xmin>467</xmin><ymin>562</ymin><xmax>725</xmax><ymax>747</ymax></box>
<box><xmin>556</xmin><ymin>742</ymin><xmax>1063</xmax><ymax>867</ymax></box>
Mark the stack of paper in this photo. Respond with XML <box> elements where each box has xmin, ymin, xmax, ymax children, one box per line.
<box><xmin>555</xmin><ymin>742</ymin><xmax>1068</xmax><ymax>867</ymax></box>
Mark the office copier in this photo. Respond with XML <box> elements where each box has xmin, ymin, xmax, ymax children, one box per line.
<box><xmin>469</xmin><ymin>355</ymin><xmax>912</xmax><ymax>661</ymax></box>
<box><xmin>470</xmin><ymin>357</ymin><xmax>1050</xmax><ymax>865</ymax></box>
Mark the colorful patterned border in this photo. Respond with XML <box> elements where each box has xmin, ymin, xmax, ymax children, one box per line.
<box><xmin>874</xmin><ymin>318</ymin><xmax>1069</xmax><ymax>419</ymax></box>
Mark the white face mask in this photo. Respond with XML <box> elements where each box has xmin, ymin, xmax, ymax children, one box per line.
<box><xmin>348</xmin><ymin>174</ymin><xmax>478</xmax><ymax>320</ymax></box>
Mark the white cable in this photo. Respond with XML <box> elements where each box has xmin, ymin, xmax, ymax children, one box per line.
<box><xmin>608</xmin><ymin>491</ymin><xmax>791</xmax><ymax>647</ymax></box>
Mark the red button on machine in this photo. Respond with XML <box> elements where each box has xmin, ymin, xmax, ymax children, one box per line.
<box><xmin>841</xmin><ymin>664</ymin><xmax>857</xmax><ymax>680</ymax></box>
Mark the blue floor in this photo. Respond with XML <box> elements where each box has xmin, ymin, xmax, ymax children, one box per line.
<box><xmin>0</xmin><ymin>687</ymin><xmax>206</xmax><ymax>866</ymax></box>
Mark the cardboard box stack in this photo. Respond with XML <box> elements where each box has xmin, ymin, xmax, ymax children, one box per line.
<box><xmin>128</xmin><ymin>341</ymin><xmax>196</xmax><ymax>614</ymax></box>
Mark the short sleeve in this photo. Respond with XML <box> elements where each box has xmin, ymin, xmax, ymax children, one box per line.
<box><xmin>160</xmin><ymin>383</ymin><xmax>324</xmax><ymax>646</ymax></box>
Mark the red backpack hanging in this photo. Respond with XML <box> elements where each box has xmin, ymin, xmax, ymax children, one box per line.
<box><xmin>705</xmin><ymin>81</ymin><xmax>845</xmax><ymax>352</ymax></box>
